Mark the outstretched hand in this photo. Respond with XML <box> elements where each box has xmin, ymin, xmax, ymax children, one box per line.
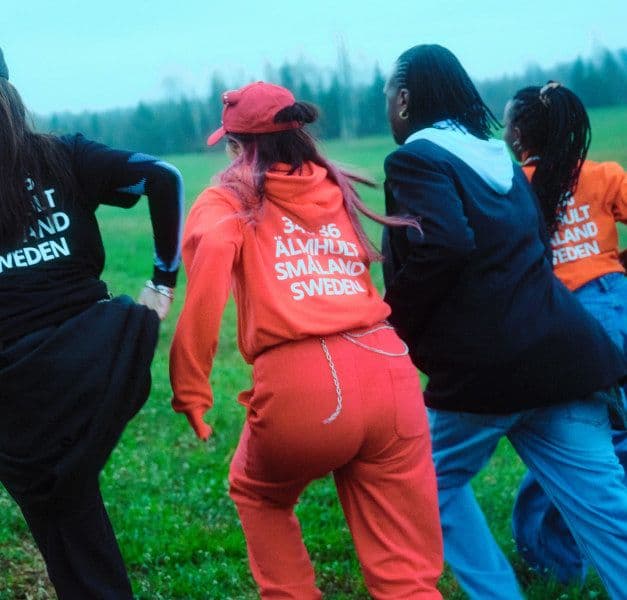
<box><xmin>138</xmin><ymin>285</ymin><xmax>172</xmax><ymax>320</ymax></box>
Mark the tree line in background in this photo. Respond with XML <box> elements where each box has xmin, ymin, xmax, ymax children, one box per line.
<box><xmin>34</xmin><ymin>46</ymin><xmax>627</xmax><ymax>156</ymax></box>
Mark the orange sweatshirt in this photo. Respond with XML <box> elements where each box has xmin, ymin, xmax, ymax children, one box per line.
<box><xmin>169</xmin><ymin>162</ymin><xmax>390</xmax><ymax>429</ymax></box>
<box><xmin>523</xmin><ymin>160</ymin><xmax>627</xmax><ymax>290</ymax></box>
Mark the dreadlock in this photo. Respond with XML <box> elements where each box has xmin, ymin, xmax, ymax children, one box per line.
<box><xmin>508</xmin><ymin>82</ymin><xmax>591</xmax><ymax>234</ymax></box>
<box><xmin>391</xmin><ymin>44</ymin><xmax>500</xmax><ymax>140</ymax></box>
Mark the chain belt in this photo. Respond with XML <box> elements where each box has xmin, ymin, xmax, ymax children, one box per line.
<box><xmin>319</xmin><ymin>324</ymin><xmax>408</xmax><ymax>425</ymax></box>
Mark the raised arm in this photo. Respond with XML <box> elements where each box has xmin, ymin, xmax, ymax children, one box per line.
<box><xmin>64</xmin><ymin>134</ymin><xmax>185</xmax><ymax>318</ymax></box>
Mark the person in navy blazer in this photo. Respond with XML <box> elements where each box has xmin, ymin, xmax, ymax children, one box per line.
<box><xmin>382</xmin><ymin>44</ymin><xmax>627</xmax><ymax>600</ymax></box>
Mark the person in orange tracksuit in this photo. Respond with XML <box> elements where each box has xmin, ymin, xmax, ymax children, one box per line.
<box><xmin>169</xmin><ymin>82</ymin><xmax>443</xmax><ymax>599</ymax></box>
<box><xmin>504</xmin><ymin>81</ymin><xmax>627</xmax><ymax>586</ymax></box>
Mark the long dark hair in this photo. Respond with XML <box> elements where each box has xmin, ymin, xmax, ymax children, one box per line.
<box><xmin>508</xmin><ymin>82</ymin><xmax>591</xmax><ymax>233</ymax></box>
<box><xmin>392</xmin><ymin>44</ymin><xmax>500</xmax><ymax>140</ymax></box>
<box><xmin>0</xmin><ymin>78</ymin><xmax>76</xmax><ymax>246</ymax></box>
<box><xmin>217</xmin><ymin>101</ymin><xmax>418</xmax><ymax>261</ymax></box>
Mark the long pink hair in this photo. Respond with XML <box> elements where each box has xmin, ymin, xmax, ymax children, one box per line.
<box><xmin>214</xmin><ymin>102</ymin><xmax>420</xmax><ymax>262</ymax></box>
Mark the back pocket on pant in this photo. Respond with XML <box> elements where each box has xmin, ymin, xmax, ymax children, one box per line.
<box><xmin>390</xmin><ymin>365</ymin><xmax>428</xmax><ymax>439</ymax></box>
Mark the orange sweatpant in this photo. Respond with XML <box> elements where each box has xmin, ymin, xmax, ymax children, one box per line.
<box><xmin>228</xmin><ymin>325</ymin><xmax>443</xmax><ymax>599</ymax></box>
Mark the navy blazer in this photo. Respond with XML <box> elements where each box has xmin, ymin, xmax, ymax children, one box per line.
<box><xmin>382</xmin><ymin>138</ymin><xmax>626</xmax><ymax>413</ymax></box>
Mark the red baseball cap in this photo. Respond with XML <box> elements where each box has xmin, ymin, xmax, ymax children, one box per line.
<box><xmin>206</xmin><ymin>81</ymin><xmax>301</xmax><ymax>146</ymax></box>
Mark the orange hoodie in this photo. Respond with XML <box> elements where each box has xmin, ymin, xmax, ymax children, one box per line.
<box><xmin>523</xmin><ymin>160</ymin><xmax>627</xmax><ymax>290</ymax></box>
<box><xmin>170</xmin><ymin>162</ymin><xmax>390</xmax><ymax>428</ymax></box>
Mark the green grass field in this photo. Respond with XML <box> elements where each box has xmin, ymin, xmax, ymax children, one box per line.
<box><xmin>1</xmin><ymin>105</ymin><xmax>625</xmax><ymax>599</ymax></box>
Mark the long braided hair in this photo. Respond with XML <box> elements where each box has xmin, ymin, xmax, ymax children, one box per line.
<box><xmin>507</xmin><ymin>82</ymin><xmax>591</xmax><ymax>233</ymax></box>
<box><xmin>391</xmin><ymin>44</ymin><xmax>500</xmax><ymax>140</ymax></box>
<box><xmin>217</xmin><ymin>101</ymin><xmax>419</xmax><ymax>262</ymax></box>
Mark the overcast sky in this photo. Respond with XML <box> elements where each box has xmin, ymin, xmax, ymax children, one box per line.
<box><xmin>2</xmin><ymin>0</ymin><xmax>626</xmax><ymax>115</ymax></box>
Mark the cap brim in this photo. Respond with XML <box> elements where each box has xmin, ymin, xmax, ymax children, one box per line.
<box><xmin>206</xmin><ymin>126</ymin><xmax>226</xmax><ymax>146</ymax></box>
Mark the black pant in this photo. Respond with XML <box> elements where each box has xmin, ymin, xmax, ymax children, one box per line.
<box><xmin>12</xmin><ymin>479</ymin><xmax>134</xmax><ymax>600</ymax></box>
<box><xmin>1</xmin><ymin>299</ymin><xmax>159</xmax><ymax>599</ymax></box>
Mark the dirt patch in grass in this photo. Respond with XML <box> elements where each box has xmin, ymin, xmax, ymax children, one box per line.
<box><xmin>0</xmin><ymin>539</ymin><xmax>54</xmax><ymax>600</ymax></box>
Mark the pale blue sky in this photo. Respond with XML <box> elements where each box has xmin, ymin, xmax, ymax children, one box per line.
<box><xmin>2</xmin><ymin>0</ymin><xmax>625</xmax><ymax>115</ymax></box>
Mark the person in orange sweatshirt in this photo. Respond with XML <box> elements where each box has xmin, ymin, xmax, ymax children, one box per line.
<box><xmin>504</xmin><ymin>81</ymin><xmax>627</xmax><ymax>586</ymax></box>
<box><xmin>169</xmin><ymin>81</ymin><xmax>443</xmax><ymax>600</ymax></box>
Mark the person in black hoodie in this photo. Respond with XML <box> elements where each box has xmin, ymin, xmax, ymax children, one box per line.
<box><xmin>0</xmin><ymin>48</ymin><xmax>183</xmax><ymax>599</ymax></box>
<box><xmin>382</xmin><ymin>43</ymin><xmax>627</xmax><ymax>600</ymax></box>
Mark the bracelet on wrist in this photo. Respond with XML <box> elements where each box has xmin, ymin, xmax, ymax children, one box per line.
<box><xmin>145</xmin><ymin>280</ymin><xmax>174</xmax><ymax>300</ymax></box>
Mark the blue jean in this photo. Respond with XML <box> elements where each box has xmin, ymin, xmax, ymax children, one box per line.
<box><xmin>512</xmin><ymin>272</ymin><xmax>627</xmax><ymax>585</ymax></box>
<box><xmin>574</xmin><ymin>272</ymin><xmax>626</xmax><ymax>356</ymax></box>
<box><xmin>429</xmin><ymin>392</ymin><xmax>627</xmax><ymax>600</ymax></box>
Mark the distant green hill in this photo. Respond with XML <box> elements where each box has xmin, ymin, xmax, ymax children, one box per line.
<box><xmin>588</xmin><ymin>104</ymin><xmax>627</xmax><ymax>165</ymax></box>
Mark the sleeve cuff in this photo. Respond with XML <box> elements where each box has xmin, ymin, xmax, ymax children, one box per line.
<box><xmin>184</xmin><ymin>407</ymin><xmax>212</xmax><ymax>441</ymax></box>
<box><xmin>152</xmin><ymin>267</ymin><xmax>178</xmax><ymax>288</ymax></box>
